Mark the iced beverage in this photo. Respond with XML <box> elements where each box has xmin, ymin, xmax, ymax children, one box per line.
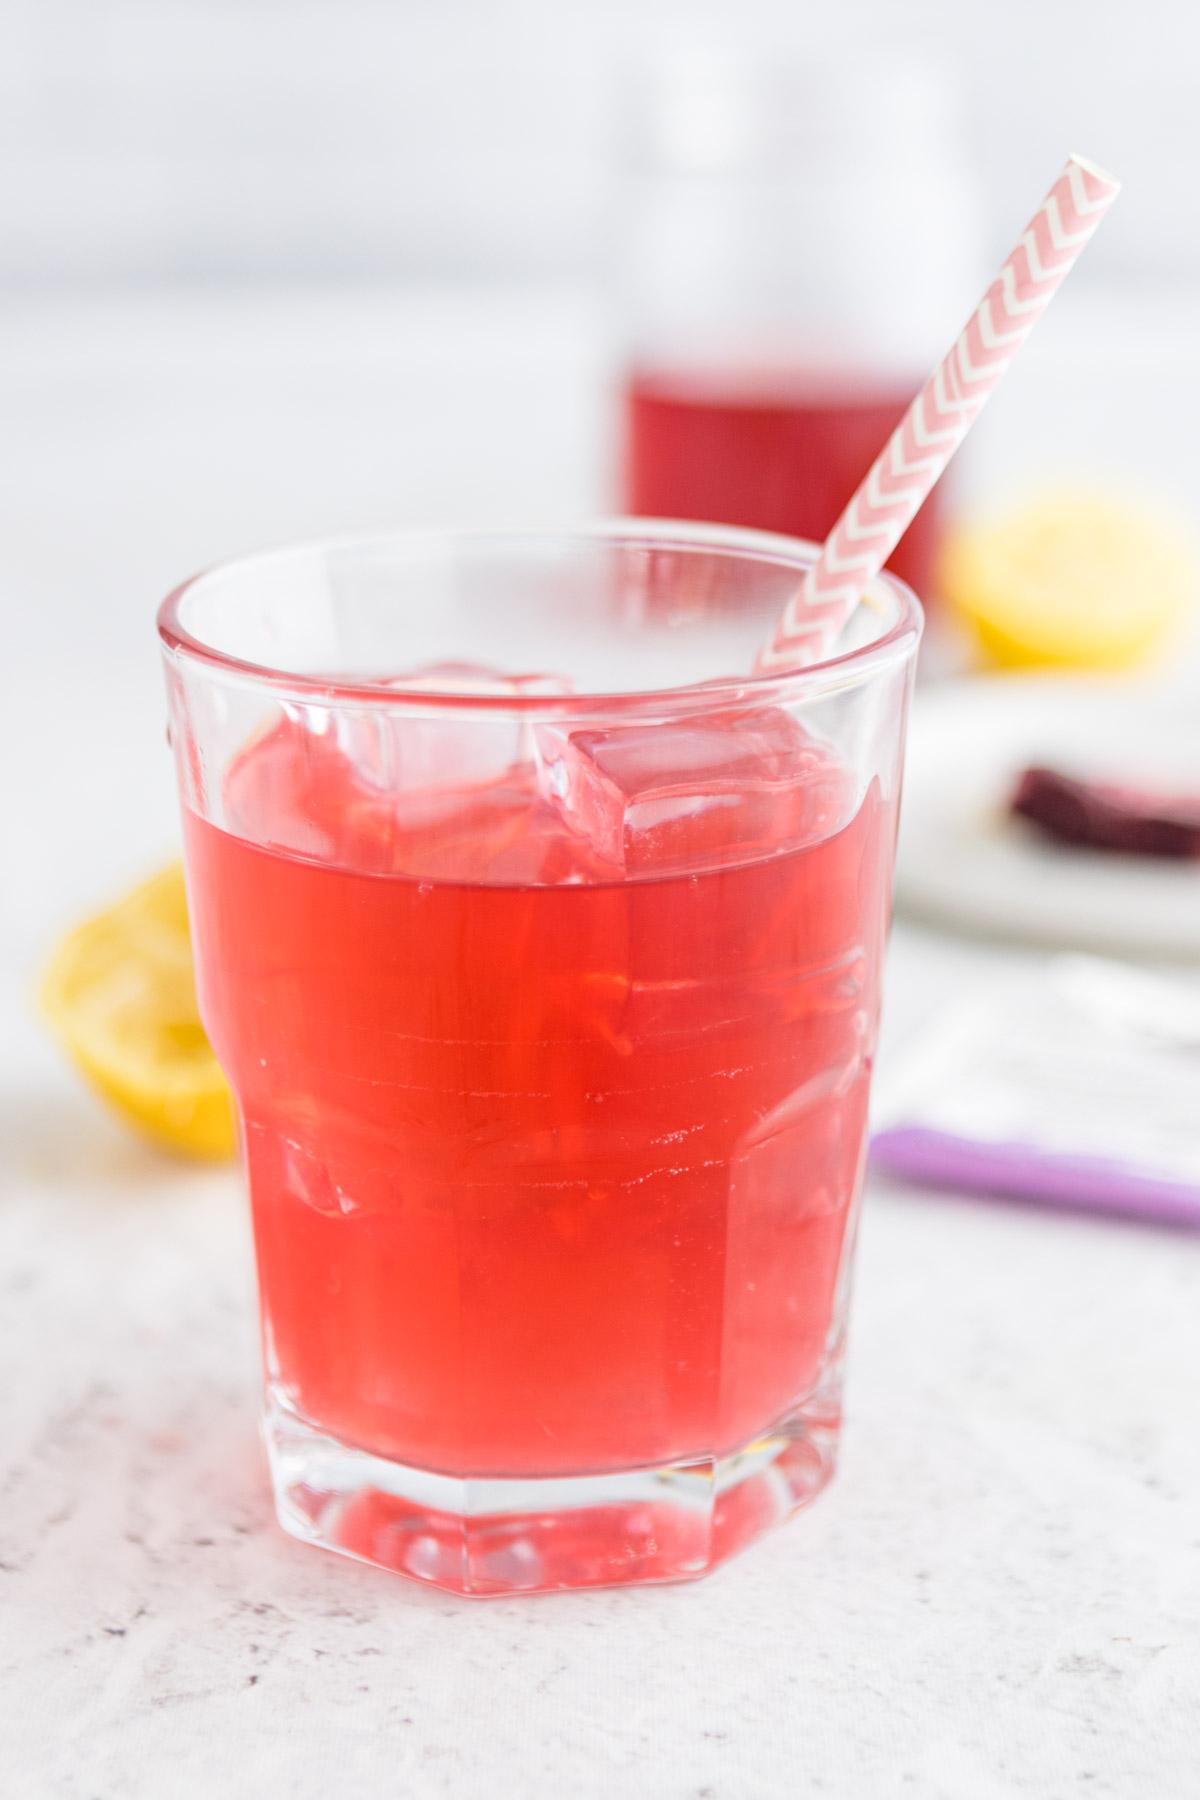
<box><xmin>161</xmin><ymin>525</ymin><xmax>920</xmax><ymax>1595</ymax></box>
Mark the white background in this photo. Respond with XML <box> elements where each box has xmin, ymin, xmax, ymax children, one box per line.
<box><xmin>3</xmin><ymin>0</ymin><xmax>1198</xmax><ymax>291</ymax></box>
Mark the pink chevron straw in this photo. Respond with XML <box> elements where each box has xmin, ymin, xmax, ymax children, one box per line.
<box><xmin>758</xmin><ymin>154</ymin><xmax>1120</xmax><ymax>671</ymax></box>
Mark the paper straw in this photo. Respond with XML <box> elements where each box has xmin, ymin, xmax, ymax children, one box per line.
<box><xmin>758</xmin><ymin>154</ymin><xmax>1121</xmax><ymax>671</ymax></box>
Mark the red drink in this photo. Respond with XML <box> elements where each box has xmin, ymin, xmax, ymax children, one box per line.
<box><xmin>623</xmin><ymin>367</ymin><xmax>941</xmax><ymax>601</ymax></box>
<box><xmin>162</xmin><ymin>522</ymin><xmax>920</xmax><ymax>1592</ymax></box>
<box><xmin>184</xmin><ymin>717</ymin><xmax>893</xmax><ymax>1482</ymax></box>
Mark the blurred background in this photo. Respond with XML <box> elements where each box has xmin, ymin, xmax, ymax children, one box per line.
<box><xmin>4</xmin><ymin>0</ymin><xmax>1198</xmax><ymax>290</ymax></box>
<box><xmin>4</xmin><ymin>0</ymin><xmax>1200</xmax><ymax>1108</ymax></box>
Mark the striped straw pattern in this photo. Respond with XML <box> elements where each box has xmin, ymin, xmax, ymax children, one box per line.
<box><xmin>758</xmin><ymin>155</ymin><xmax>1121</xmax><ymax>671</ymax></box>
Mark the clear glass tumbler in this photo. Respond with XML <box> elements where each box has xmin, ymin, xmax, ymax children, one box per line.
<box><xmin>159</xmin><ymin>521</ymin><xmax>920</xmax><ymax>1596</ymax></box>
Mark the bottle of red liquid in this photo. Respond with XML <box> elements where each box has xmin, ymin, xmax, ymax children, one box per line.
<box><xmin>618</xmin><ymin>50</ymin><xmax>982</xmax><ymax>603</ymax></box>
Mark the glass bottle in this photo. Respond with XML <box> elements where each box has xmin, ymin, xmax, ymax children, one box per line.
<box><xmin>617</xmin><ymin>48</ymin><xmax>983</xmax><ymax>602</ymax></box>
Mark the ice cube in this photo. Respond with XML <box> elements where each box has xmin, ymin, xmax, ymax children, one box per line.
<box><xmin>335</xmin><ymin>663</ymin><xmax>575</xmax><ymax>801</ymax></box>
<box><xmin>224</xmin><ymin>715</ymin><xmax>369</xmax><ymax>864</ymax></box>
<box><xmin>225</xmin><ymin>664</ymin><xmax>582</xmax><ymax>871</ymax></box>
<box><xmin>325</xmin><ymin>666</ymin><xmax>572</xmax><ymax>799</ymax></box>
<box><xmin>224</xmin><ymin>715</ymin><xmax>615</xmax><ymax>884</ymax></box>
<box><xmin>535</xmin><ymin>707</ymin><xmax>853</xmax><ymax>876</ymax></box>
<box><xmin>381</xmin><ymin>776</ymin><xmax>619</xmax><ymax>885</ymax></box>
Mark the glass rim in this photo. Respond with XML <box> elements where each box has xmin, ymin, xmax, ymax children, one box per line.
<box><xmin>157</xmin><ymin>517</ymin><xmax>923</xmax><ymax>712</ymax></box>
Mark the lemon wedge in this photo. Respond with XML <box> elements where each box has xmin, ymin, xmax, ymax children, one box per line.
<box><xmin>939</xmin><ymin>492</ymin><xmax>1195</xmax><ymax>671</ymax></box>
<box><xmin>40</xmin><ymin>863</ymin><xmax>236</xmax><ymax>1160</ymax></box>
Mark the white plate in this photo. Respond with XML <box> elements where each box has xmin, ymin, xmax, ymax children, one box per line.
<box><xmin>895</xmin><ymin>676</ymin><xmax>1200</xmax><ymax>960</ymax></box>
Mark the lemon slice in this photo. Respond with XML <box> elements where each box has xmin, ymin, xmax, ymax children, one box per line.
<box><xmin>939</xmin><ymin>492</ymin><xmax>1195</xmax><ymax>670</ymax></box>
<box><xmin>40</xmin><ymin>863</ymin><xmax>236</xmax><ymax>1160</ymax></box>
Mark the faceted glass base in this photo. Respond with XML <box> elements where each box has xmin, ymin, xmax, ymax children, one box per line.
<box><xmin>265</xmin><ymin>1387</ymin><xmax>841</xmax><ymax>1596</ymax></box>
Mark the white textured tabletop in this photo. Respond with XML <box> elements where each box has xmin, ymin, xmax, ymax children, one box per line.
<box><xmin>2</xmin><ymin>291</ymin><xmax>1198</xmax><ymax>1799</ymax></box>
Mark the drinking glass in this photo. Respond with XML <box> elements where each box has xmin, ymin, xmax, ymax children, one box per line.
<box><xmin>159</xmin><ymin>520</ymin><xmax>920</xmax><ymax>1595</ymax></box>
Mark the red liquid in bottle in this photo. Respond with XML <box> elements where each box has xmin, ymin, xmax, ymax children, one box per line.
<box><xmin>623</xmin><ymin>368</ymin><xmax>941</xmax><ymax>602</ymax></box>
